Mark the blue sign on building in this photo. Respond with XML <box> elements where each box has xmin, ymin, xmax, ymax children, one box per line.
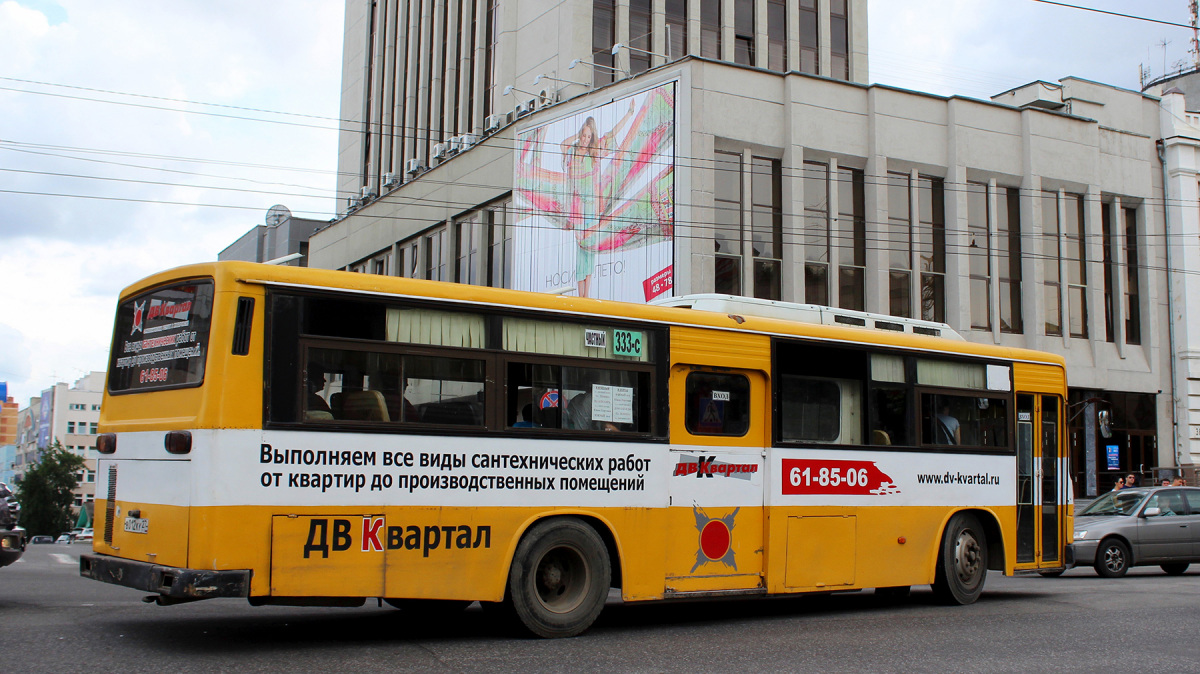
<box><xmin>1106</xmin><ymin>444</ymin><xmax>1120</xmax><ymax>471</ymax></box>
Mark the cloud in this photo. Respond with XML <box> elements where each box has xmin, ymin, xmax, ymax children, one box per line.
<box><xmin>0</xmin><ymin>0</ymin><xmax>343</xmax><ymax>405</ymax></box>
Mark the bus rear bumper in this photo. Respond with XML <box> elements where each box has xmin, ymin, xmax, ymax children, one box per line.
<box><xmin>80</xmin><ymin>553</ymin><xmax>250</xmax><ymax>600</ymax></box>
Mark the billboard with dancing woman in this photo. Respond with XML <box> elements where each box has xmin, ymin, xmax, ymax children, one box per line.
<box><xmin>513</xmin><ymin>82</ymin><xmax>675</xmax><ymax>302</ymax></box>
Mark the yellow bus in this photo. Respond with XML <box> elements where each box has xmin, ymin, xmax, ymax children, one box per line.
<box><xmin>81</xmin><ymin>261</ymin><xmax>1070</xmax><ymax>637</ymax></box>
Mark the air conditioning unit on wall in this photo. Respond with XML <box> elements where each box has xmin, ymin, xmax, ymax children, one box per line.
<box><xmin>405</xmin><ymin>158</ymin><xmax>425</xmax><ymax>175</ymax></box>
<box><xmin>484</xmin><ymin>114</ymin><xmax>505</xmax><ymax>133</ymax></box>
<box><xmin>432</xmin><ymin>143</ymin><xmax>449</xmax><ymax>159</ymax></box>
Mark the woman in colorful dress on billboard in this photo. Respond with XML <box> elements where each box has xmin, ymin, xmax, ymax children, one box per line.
<box><xmin>516</xmin><ymin>86</ymin><xmax>675</xmax><ymax>299</ymax></box>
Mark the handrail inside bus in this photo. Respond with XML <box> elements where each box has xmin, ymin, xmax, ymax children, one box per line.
<box><xmin>652</xmin><ymin>294</ymin><xmax>965</xmax><ymax>341</ymax></box>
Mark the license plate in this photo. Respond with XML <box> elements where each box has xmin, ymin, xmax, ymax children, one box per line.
<box><xmin>124</xmin><ymin>517</ymin><xmax>149</xmax><ymax>534</ymax></box>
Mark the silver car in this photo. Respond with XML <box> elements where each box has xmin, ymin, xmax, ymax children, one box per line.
<box><xmin>1072</xmin><ymin>487</ymin><xmax>1200</xmax><ymax>577</ymax></box>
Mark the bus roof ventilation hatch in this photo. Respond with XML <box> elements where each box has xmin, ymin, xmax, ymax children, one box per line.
<box><xmin>650</xmin><ymin>294</ymin><xmax>964</xmax><ymax>341</ymax></box>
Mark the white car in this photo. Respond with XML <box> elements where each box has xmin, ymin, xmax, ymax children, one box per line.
<box><xmin>76</xmin><ymin>528</ymin><xmax>93</xmax><ymax>542</ymax></box>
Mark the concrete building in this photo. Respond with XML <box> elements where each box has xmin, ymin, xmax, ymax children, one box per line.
<box><xmin>309</xmin><ymin>0</ymin><xmax>1179</xmax><ymax>496</ymax></box>
<box><xmin>219</xmin><ymin>205</ymin><xmax>326</xmax><ymax>266</ymax></box>
<box><xmin>1142</xmin><ymin>68</ymin><xmax>1200</xmax><ymax>488</ymax></box>
<box><xmin>13</xmin><ymin>373</ymin><xmax>105</xmax><ymax>510</ymax></box>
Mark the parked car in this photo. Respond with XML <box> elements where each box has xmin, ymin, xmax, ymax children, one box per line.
<box><xmin>1071</xmin><ymin>486</ymin><xmax>1200</xmax><ymax>577</ymax></box>
<box><xmin>29</xmin><ymin>535</ymin><xmax>54</xmax><ymax>544</ymax></box>
<box><xmin>55</xmin><ymin>533</ymin><xmax>75</xmax><ymax>544</ymax></box>
<box><xmin>76</xmin><ymin>528</ymin><xmax>93</xmax><ymax>542</ymax></box>
<box><xmin>0</xmin><ymin>482</ymin><xmax>25</xmax><ymax>567</ymax></box>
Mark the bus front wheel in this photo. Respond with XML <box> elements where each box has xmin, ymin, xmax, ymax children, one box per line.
<box><xmin>932</xmin><ymin>512</ymin><xmax>988</xmax><ymax>605</ymax></box>
<box><xmin>507</xmin><ymin>517</ymin><xmax>611</xmax><ymax>638</ymax></box>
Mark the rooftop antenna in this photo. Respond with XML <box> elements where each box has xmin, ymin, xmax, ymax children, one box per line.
<box><xmin>1191</xmin><ymin>0</ymin><xmax>1200</xmax><ymax>68</ymax></box>
<box><xmin>1159</xmin><ymin>38</ymin><xmax>1172</xmax><ymax>77</ymax></box>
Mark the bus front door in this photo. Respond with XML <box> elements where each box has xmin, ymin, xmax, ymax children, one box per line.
<box><xmin>664</xmin><ymin>365</ymin><xmax>766</xmax><ymax>595</ymax></box>
<box><xmin>1015</xmin><ymin>393</ymin><xmax>1067</xmax><ymax>570</ymax></box>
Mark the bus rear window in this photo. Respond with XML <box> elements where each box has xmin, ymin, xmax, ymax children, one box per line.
<box><xmin>109</xmin><ymin>280</ymin><xmax>214</xmax><ymax>394</ymax></box>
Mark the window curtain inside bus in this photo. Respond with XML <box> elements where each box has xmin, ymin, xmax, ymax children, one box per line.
<box><xmin>916</xmin><ymin>359</ymin><xmax>986</xmax><ymax>390</ymax></box>
<box><xmin>386</xmin><ymin>308</ymin><xmax>486</xmax><ymax>347</ymax></box>
<box><xmin>871</xmin><ymin>354</ymin><xmax>905</xmax><ymax>383</ymax></box>
<box><xmin>502</xmin><ymin>318</ymin><xmax>650</xmax><ymax>362</ymax></box>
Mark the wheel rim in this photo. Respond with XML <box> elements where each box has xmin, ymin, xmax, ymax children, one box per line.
<box><xmin>533</xmin><ymin>543</ymin><xmax>590</xmax><ymax>614</ymax></box>
<box><xmin>1103</xmin><ymin>545</ymin><xmax>1125</xmax><ymax>573</ymax></box>
<box><xmin>954</xmin><ymin>528</ymin><xmax>984</xmax><ymax>586</ymax></box>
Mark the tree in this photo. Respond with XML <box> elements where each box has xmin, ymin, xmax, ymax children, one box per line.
<box><xmin>16</xmin><ymin>441</ymin><xmax>85</xmax><ymax>537</ymax></box>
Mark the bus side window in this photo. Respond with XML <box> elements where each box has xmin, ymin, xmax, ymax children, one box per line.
<box><xmin>684</xmin><ymin>372</ymin><xmax>750</xmax><ymax>436</ymax></box>
<box><xmin>869</xmin><ymin>387</ymin><xmax>908</xmax><ymax>446</ymax></box>
<box><xmin>779</xmin><ymin>376</ymin><xmax>861</xmax><ymax>444</ymax></box>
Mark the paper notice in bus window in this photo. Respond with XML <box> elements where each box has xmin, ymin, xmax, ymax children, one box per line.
<box><xmin>612</xmin><ymin>386</ymin><xmax>634</xmax><ymax>424</ymax></box>
<box><xmin>592</xmin><ymin>385</ymin><xmax>614</xmax><ymax>422</ymax></box>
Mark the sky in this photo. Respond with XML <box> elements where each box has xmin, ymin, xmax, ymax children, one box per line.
<box><xmin>0</xmin><ymin>0</ymin><xmax>1196</xmax><ymax>406</ymax></box>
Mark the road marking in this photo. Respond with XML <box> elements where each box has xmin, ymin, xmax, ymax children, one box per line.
<box><xmin>50</xmin><ymin>553</ymin><xmax>74</xmax><ymax>565</ymax></box>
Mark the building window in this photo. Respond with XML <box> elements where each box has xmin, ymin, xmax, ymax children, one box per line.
<box><xmin>830</xmin><ymin>0</ymin><xmax>849</xmax><ymax>80</ymax></box>
<box><xmin>486</xmin><ymin>199</ymin><xmax>512</xmax><ymax>288</ymax></box>
<box><xmin>398</xmin><ymin>239</ymin><xmax>421</xmax><ymax>279</ymax></box>
<box><xmin>592</xmin><ymin>0</ymin><xmax>617</xmax><ymax>86</ymax></box>
<box><xmin>92</xmin><ymin>404</ymin><xmax>100</xmax><ymax>411</ymax></box>
<box><xmin>766</xmin><ymin>0</ymin><xmax>786</xmax><ymax>71</ymax></box>
<box><xmin>713</xmin><ymin>152</ymin><xmax>781</xmax><ymax>300</ymax></box>
<box><xmin>67</xmin><ymin>421</ymin><xmax>75</xmax><ymax>434</ymax></box>
<box><xmin>733</xmin><ymin>0</ymin><xmax>754</xmax><ymax>65</ymax></box>
<box><xmin>483</xmin><ymin>0</ymin><xmax>499</xmax><ymax>117</ymax></box>
<box><xmin>804</xmin><ymin>161</ymin><xmax>831</xmax><ymax>305</ymax></box>
<box><xmin>713</xmin><ymin>151</ymin><xmax>743</xmax><ymax>295</ymax></box>
<box><xmin>1105</xmin><ymin>202</ymin><xmax>1142</xmax><ymax>345</ymax></box>
<box><xmin>90</xmin><ymin>422</ymin><xmax>98</xmax><ymax>434</ymax></box>
<box><xmin>456</xmin><ymin>213</ymin><xmax>480</xmax><ymax>285</ymax></box>
<box><xmin>426</xmin><ymin>227</ymin><xmax>447</xmax><ymax>282</ymax></box>
<box><xmin>700</xmin><ymin>0</ymin><xmax>721</xmax><ymax>59</ymax></box>
<box><xmin>1102</xmin><ymin>203</ymin><xmax>1116</xmax><ymax>342</ymax></box>
<box><xmin>665</xmin><ymin>0</ymin><xmax>687</xmax><ymax>60</ymax></box>
<box><xmin>751</xmin><ymin>157</ymin><xmax>782</xmax><ymax>300</ymax></box>
<box><xmin>1124</xmin><ymin>206</ymin><xmax>1141</xmax><ymax>344</ymax></box>
<box><xmin>837</xmin><ymin>167</ymin><xmax>866</xmax><ymax>311</ymax></box>
<box><xmin>887</xmin><ymin>172</ymin><xmax>945</xmax><ymax>321</ymax></box>
<box><xmin>886</xmin><ymin>173</ymin><xmax>912</xmax><ymax>318</ymax></box>
<box><xmin>1042</xmin><ymin>191</ymin><xmax>1087</xmax><ymax>337</ymax></box>
<box><xmin>967</xmin><ymin>182</ymin><xmax>991</xmax><ymax>331</ymax></box>
<box><xmin>629</xmin><ymin>0</ymin><xmax>653</xmax><ymax>74</ymax></box>
<box><xmin>798</xmin><ymin>0</ymin><xmax>817</xmax><ymax>74</ymax></box>
<box><xmin>997</xmin><ymin>187</ymin><xmax>1023</xmax><ymax>333</ymax></box>
<box><xmin>1042</xmin><ymin>192</ymin><xmax>1061</xmax><ymax>336</ymax></box>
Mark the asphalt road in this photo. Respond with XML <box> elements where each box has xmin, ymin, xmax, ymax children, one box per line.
<box><xmin>3</xmin><ymin>542</ymin><xmax>1199</xmax><ymax>673</ymax></box>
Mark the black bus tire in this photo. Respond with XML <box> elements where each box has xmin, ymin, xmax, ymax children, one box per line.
<box><xmin>507</xmin><ymin>517</ymin><xmax>611</xmax><ymax>639</ymax></box>
<box><xmin>931</xmin><ymin>512</ymin><xmax>988</xmax><ymax>605</ymax></box>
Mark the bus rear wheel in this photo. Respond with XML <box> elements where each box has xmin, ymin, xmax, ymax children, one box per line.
<box><xmin>932</xmin><ymin>512</ymin><xmax>988</xmax><ymax>605</ymax></box>
<box><xmin>507</xmin><ymin>517</ymin><xmax>610</xmax><ymax>638</ymax></box>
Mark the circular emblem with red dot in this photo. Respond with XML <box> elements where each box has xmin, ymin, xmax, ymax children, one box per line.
<box><xmin>700</xmin><ymin>519</ymin><xmax>731</xmax><ymax>560</ymax></box>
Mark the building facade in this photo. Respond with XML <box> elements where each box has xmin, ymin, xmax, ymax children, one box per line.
<box><xmin>219</xmin><ymin>206</ymin><xmax>327</xmax><ymax>266</ymax></box>
<box><xmin>13</xmin><ymin>373</ymin><xmax>104</xmax><ymax>510</ymax></box>
<box><xmin>310</xmin><ymin>0</ymin><xmax>1180</xmax><ymax>496</ymax></box>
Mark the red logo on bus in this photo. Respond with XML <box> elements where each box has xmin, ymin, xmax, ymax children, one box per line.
<box><xmin>691</xmin><ymin>507</ymin><xmax>738</xmax><ymax>572</ymax></box>
<box><xmin>781</xmin><ymin>459</ymin><xmax>900</xmax><ymax>496</ymax></box>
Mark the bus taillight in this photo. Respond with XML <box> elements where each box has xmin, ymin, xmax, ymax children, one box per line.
<box><xmin>97</xmin><ymin>433</ymin><xmax>117</xmax><ymax>454</ymax></box>
<box><xmin>164</xmin><ymin>431</ymin><xmax>192</xmax><ymax>455</ymax></box>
